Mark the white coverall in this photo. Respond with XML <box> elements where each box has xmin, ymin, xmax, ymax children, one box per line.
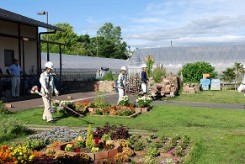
<box><xmin>117</xmin><ymin>73</ymin><xmax>126</xmax><ymax>104</ymax></box>
<box><xmin>39</xmin><ymin>71</ymin><xmax>58</xmax><ymax>122</ymax></box>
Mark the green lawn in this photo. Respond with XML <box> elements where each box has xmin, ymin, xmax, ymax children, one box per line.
<box><xmin>174</xmin><ymin>90</ymin><xmax>245</xmax><ymax>104</ymax></box>
<box><xmin>8</xmin><ymin>105</ymin><xmax>245</xmax><ymax>164</ymax></box>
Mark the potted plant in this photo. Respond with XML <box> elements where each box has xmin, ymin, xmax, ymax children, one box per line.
<box><xmin>135</xmin><ymin>96</ymin><xmax>153</xmax><ymax>112</ymax></box>
<box><xmin>118</xmin><ymin>95</ymin><xmax>129</xmax><ymax>106</ymax></box>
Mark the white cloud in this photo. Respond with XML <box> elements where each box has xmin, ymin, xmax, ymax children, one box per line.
<box><xmin>130</xmin><ymin>17</ymin><xmax>161</xmax><ymax>24</ymax></box>
<box><xmin>123</xmin><ymin>0</ymin><xmax>245</xmax><ymax>48</ymax></box>
<box><xmin>85</xmin><ymin>17</ymin><xmax>96</xmax><ymax>24</ymax></box>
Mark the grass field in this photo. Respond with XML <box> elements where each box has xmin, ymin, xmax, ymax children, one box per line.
<box><xmin>7</xmin><ymin>105</ymin><xmax>245</xmax><ymax>164</ymax></box>
<box><xmin>174</xmin><ymin>90</ymin><xmax>245</xmax><ymax>104</ymax></box>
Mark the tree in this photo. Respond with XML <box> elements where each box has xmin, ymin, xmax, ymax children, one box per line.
<box><xmin>96</xmin><ymin>22</ymin><xmax>128</xmax><ymax>59</ymax></box>
<box><xmin>180</xmin><ymin>62</ymin><xmax>217</xmax><ymax>82</ymax></box>
<box><xmin>97</xmin><ymin>22</ymin><xmax>121</xmax><ymax>43</ymax></box>
<box><xmin>41</xmin><ymin>22</ymin><xmax>128</xmax><ymax>59</ymax></box>
<box><xmin>87</xmin><ymin>36</ymin><xmax>115</xmax><ymax>57</ymax></box>
<box><xmin>233</xmin><ymin>62</ymin><xmax>243</xmax><ymax>90</ymax></box>
<box><xmin>221</xmin><ymin>67</ymin><xmax>236</xmax><ymax>87</ymax></box>
<box><xmin>42</xmin><ymin>23</ymin><xmax>90</xmax><ymax>55</ymax></box>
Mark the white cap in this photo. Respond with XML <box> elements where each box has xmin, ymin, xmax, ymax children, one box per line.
<box><xmin>45</xmin><ymin>61</ymin><xmax>54</xmax><ymax>69</ymax></box>
<box><xmin>121</xmin><ymin>66</ymin><xmax>127</xmax><ymax>71</ymax></box>
<box><xmin>243</xmin><ymin>65</ymin><xmax>245</xmax><ymax>69</ymax></box>
<box><xmin>142</xmin><ymin>64</ymin><xmax>147</xmax><ymax>68</ymax></box>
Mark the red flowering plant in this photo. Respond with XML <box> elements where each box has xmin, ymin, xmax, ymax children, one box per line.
<box><xmin>74</xmin><ymin>99</ymin><xmax>91</xmax><ymax>113</ymax></box>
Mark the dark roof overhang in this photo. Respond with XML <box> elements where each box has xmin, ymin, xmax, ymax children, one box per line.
<box><xmin>0</xmin><ymin>8</ymin><xmax>64</xmax><ymax>31</ymax></box>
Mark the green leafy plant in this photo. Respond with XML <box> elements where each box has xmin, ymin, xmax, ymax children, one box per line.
<box><xmin>134</xmin><ymin>141</ymin><xmax>145</xmax><ymax>151</ymax></box>
<box><xmin>118</xmin><ymin>95</ymin><xmax>129</xmax><ymax>106</ymax></box>
<box><xmin>147</xmin><ymin>145</ymin><xmax>159</xmax><ymax>157</ymax></box>
<box><xmin>221</xmin><ymin>67</ymin><xmax>236</xmax><ymax>84</ymax></box>
<box><xmin>152</xmin><ymin>65</ymin><xmax>166</xmax><ymax>83</ymax></box>
<box><xmin>136</xmin><ymin>95</ymin><xmax>152</xmax><ymax>107</ymax></box>
<box><xmin>145</xmin><ymin>54</ymin><xmax>155</xmax><ymax>77</ymax></box>
<box><xmin>93</xmin><ymin>92</ymin><xmax>109</xmax><ymax>108</ymax></box>
<box><xmin>21</xmin><ymin>139</ymin><xmax>48</xmax><ymax>150</ymax></box>
<box><xmin>180</xmin><ymin>62</ymin><xmax>217</xmax><ymax>82</ymax></box>
<box><xmin>0</xmin><ymin>117</ymin><xmax>33</xmax><ymax>143</ymax></box>
<box><xmin>95</xmin><ymin>109</ymin><xmax>103</xmax><ymax>115</ymax></box>
<box><xmin>101</xmin><ymin>71</ymin><xmax>114</xmax><ymax>81</ymax></box>
<box><xmin>86</xmin><ymin>125</ymin><xmax>94</xmax><ymax>149</ymax></box>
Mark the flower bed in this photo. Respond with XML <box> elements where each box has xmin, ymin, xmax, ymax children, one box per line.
<box><xmin>50</xmin><ymin>94</ymin><xmax>154</xmax><ymax>118</ymax></box>
<box><xmin>115</xmin><ymin>133</ymin><xmax>192</xmax><ymax>163</ymax></box>
<box><xmin>89</xmin><ymin>105</ymin><xmax>141</xmax><ymax>118</ymax></box>
<box><xmin>55</xmin><ymin>141</ymin><xmax>121</xmax><ymax>161</ymax></box>
<box><xmin>0</xmin><ymin>124</ymin><xmax>191</xmax><ymax>163</ymax></box>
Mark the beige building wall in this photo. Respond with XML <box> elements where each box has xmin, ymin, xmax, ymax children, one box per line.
<box><xmin>23</xmin><ymin>41</ymin><xmax>37</xmax><ymax>74</ymax></box>
<box><xmin>0</xmin><ymin>20</ymin><xmax>38</xmax><ymax>74</ymax></box>
<box><xmin>0</xmin><ymin>36</ymin><xmax>19</xmax><ymax>74</ymax></box>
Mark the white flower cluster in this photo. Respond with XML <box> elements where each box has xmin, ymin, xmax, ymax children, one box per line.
<box><xmin>121</xmin><ymin>95</ymin><xmax>129</xmax><ymax>102</ymax></box>
<box><xmin>59</xmin><ymin>100</ymin><xmax>72</xmax><ymax>107</ymax></box>
<box><xmin>136</xmin><ymin>95</ymin><xmax>152</xmax><ymax>102</ymax></box>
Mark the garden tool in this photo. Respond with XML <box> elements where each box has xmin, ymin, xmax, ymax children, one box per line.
<box><xmin>30</xmin><ymin>85</ymin><xmax>84</xmax><ymax>117</ymax></box>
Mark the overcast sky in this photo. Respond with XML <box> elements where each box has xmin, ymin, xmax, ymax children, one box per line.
<box><xmin>1</xmin><ymin>0</ymin><xmax>245</xmax><ymax>48</ymax></box>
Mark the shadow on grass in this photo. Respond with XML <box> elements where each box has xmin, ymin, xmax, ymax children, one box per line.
<box><xmin>54</xmin><ymin>113</ymin><xmax>95</xmax><ymax>125</ymax></box>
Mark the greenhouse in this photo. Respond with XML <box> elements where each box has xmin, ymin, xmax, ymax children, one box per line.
<box><xmin>41</xmin><ymin>53</ymin><xmax>128</xmax><ymax>81</ymax></box>
<box><xmin>128</xmin><ymin>45</ymin><xmax>245</xmax><ymax>75</ymax></box>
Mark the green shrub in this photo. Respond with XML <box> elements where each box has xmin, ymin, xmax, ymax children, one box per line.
<box><xmin>180</xmin><ymin>62</ymin><xmax>217</xmax><ymax>82</ymax></box>
<box><xmin>152</xmin><ymin>65</ymin><xmax>166</xmax><ymax>83</ymax></box>
<box><xmin>21</xmin><ymin>139</ymin><xmax>48</xmax><ymax>150</ymax></box>
<box><xmin>101</xmin><ymin>71</ymin><xmax>114</xmax><ymax>81</ymax></box>
<box><xmin>0</xmin><ymin>117</ymin><xmax>32</xmax><ymax>143</ymax></box>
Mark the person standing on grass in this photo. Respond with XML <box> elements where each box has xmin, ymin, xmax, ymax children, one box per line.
<box><xmin>141</xmin><ymin>64</ymin><xmax>148</xmax><ymax>95</ymax></box>
<box><xmin>39</xmin><ymin>61</ymin><xmax>59</xmax><ymax>123</ymax></box>
<box><xmin>8</xmin><ymin>59</ymin><xmax>22</xmax><ymax>98</ymax></box>
<box><xmin>237</xmin><ymin>65</ymin><xmax>245</xmax><ymax>94</ymax></box>
<box><xmin>117</xmin><ymin>66</ymin><xmax>127</xmax><ymax>104</ymax></box>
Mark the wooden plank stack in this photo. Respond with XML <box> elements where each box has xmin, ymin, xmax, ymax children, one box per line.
<box><xmin>182</xmin><ymin>83</ymin><xmax>200</xmax><ymax>94</ymax></box>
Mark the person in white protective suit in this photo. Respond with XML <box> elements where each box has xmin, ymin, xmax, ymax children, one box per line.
<box><xmin>141</xmin><ymin>64</ymin><xmax>148</xmax><ymax>95</ymax></box>
<box><xmin>117</xmin><ymin>66</ymin><xmax>127</xmax><ymax>104</ymax></box>
<box><xmin>39</xmin><ymin>61</ymin><xmax>59</xmax><ymax>123</ymax></box>
<box><xmin>237</xmin><ymin>65</ymin><xmax>245</xmax><ymax>94</ymax></box>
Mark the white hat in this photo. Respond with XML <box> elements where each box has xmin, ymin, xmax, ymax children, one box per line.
<box><xmin>45</xmin><ymin>61</ymin><xmax>54</xmax><ymax>69</ymax></box>
<box><xmin>142</xmin><ymin>64</ymin><xmax>147</xmax><ymax>68</ymax></box>
<box><xmin>121</xmin><ymin>66</ymin><xmax>127</xmax><ymax>71</ymax></box>
<box><xmin>243</xmin><ymin>65</ymin><xmax>245</xmax><ymax>69</ymax></box>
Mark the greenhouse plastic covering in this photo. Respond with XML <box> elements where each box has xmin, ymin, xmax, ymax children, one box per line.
<box><xmin>128</xmin><ymin>45</ymin><xmax>245</xmax><ymax>74</ymax></box>
<box><xmin>41</xmin><ymin>53</ymin><xmax>128</xmax><ymax>71</ymax></box>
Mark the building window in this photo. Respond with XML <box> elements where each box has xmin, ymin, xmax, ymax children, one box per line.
<box><xmin>4</xmin><ymin>49</ymin><xmax>14</xmax><ymax>66</ymax></box>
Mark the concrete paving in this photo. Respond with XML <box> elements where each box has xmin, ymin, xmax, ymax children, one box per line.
<box><xmin>7</xmin><ymin>92</ymin><xmax>116</xmax><ymax>112</ymax></box>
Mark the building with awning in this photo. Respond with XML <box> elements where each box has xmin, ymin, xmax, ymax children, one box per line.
<box><xmin>0</xmin><ymin>8</ymin><xmax>64</xmax><ymax>97</ymax></box>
